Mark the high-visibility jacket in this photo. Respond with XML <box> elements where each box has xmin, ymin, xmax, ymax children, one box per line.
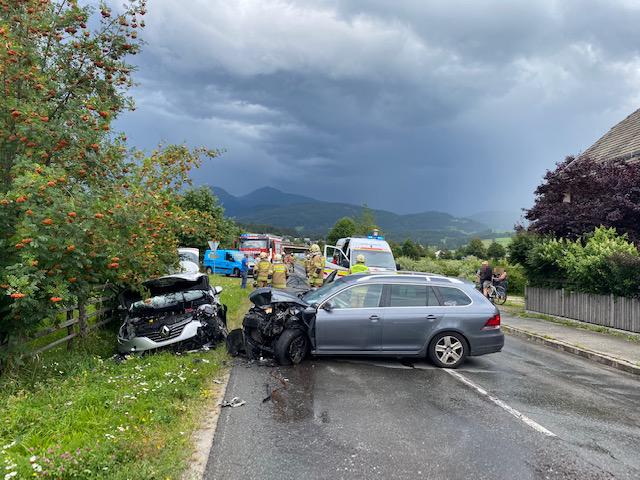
<box><xmin>310</xmin><ymin>254</ymin><xmax>325</xmax><ymax>287</ymax></box>
<box><xmin>271</xmin><ymin>262</ymin><xmax>288</xmax><ymax>288</ymax></box>
<box><xmin>349</xmin><ymin>263</ymin><xmax>369</xmax><ymax>274</ymax></box>
<box><xmin>256</xmin><ymin>260</ymin><xmax>272</xmax><ymax>282</ymax></box>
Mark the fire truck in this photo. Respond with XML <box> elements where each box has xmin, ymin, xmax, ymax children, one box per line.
<box><xmin>237</xmin><ymin>233</ymin><xmax>283</xmax><ymax>262</ymax></box>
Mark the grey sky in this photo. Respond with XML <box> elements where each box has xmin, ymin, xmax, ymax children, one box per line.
<box><xmin>114</xmin><ymin>0</ymin><xmax>640</xmax><ymax>215</ymax></box>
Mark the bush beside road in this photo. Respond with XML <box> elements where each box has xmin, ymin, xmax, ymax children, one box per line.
<box><xmin>0</xmin><ymin>276</ymin><xmax>248</xmax><ymax>480</ymax></box>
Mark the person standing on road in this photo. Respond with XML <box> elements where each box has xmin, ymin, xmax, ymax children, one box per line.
<box><xmin>304</xmin><ymin>252</ymin><xmax>312</xmax><ymax>278</ymax></box>
<box><xmin>271</xmin><ymin>254</ymin><xmax>288</xmax><ymax>289</ymax></box>
<box><xmin>477</xmin><ymin>260</ymin><xmax>493</xmax><ymax>298</ymax></box>
<box><xmin>255</xmin><ymin>252</ymin><xmax>272</xmax><ymax>288</ymax></box>
<box><xmin>240</xmin><ymin>254</ymin><xmax>250</xmax><ymax>289</ymax></box>
<box><xmin>349</xmin><ymin>254</ymin><xmax>369</xmax><ymax>274</ymax></box>
<box><xmin>309</xmin><ymin>244</ymin><xmax>325</xmax><ymax>288</ymax></box>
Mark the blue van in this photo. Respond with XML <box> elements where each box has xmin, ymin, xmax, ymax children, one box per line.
<box><xmin>203</xmin><ymin>249</ymin><xmax>245</xmax><ymax>276</ymax></box>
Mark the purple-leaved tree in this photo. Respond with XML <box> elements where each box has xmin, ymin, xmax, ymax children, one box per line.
<box><xmin>526</xmin><ymin>156</ymin><xmax>640</xmax><ymax>243</ymax></box>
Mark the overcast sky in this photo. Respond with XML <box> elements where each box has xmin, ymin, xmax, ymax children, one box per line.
<box><xmin>114</xmin><ymin>0</ymin><xmax>640</xmax><ymax>216</ymax></box>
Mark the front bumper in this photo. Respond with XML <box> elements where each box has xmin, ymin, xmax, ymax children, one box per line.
<box><xmin>117</xmin><ymin>320</ymin><xmax>203</xmax><ymax>353</ymax></box>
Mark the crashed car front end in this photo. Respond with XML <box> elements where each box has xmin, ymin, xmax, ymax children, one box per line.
<box><xmin>117</xmin><ymin>273</ymin><xmax>228</xmax><ymax>354</ymax></box>
<box><xmin>236</xmin><ymin>288</ymin><xmax>314</xmax><ymax>363</ymax></box>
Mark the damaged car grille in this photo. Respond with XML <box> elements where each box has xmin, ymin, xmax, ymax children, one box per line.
<box><xmin>143</xmin><ymin>322</ymin><xmax>188</xmax><ymax>342</ymax></box>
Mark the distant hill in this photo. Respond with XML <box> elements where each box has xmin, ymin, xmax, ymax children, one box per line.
<box><xmin>212</xmin><ymin>186</ymin><xmax>492</xmax><ymax>247</ymax></box>
<box><xmin>467</xmin><ymin>210</ymin><xmax>524</xmax><ymax>232</ymax></box>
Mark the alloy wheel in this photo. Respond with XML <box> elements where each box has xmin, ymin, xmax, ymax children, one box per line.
<box><xmin>434</xmin><ymin>336</ymin><xmax>464</xmax><ymax>366</ymax></box>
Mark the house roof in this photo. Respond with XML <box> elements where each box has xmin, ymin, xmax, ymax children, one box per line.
<box><xmin>582</xmin><ymin>108</ymin><xmax>640</xmax><ymax>162</ymax></box>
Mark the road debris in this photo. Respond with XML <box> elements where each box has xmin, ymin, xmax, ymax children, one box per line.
<box><xmin>221</xmin><ymin>397</ymin><xmax>246</xmax><ymax>408</ymax></box>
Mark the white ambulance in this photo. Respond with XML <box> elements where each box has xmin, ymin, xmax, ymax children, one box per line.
<box><xmin>324</xmin><ymin>234</ymin><xmax>397</xmax><ymax>278</ymax></box>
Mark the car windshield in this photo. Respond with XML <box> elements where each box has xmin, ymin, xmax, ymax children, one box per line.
<box><xmin>240</xmin><ymin>239</ymin><xmax>268</xmax><ymax>249</ymax></box>
<box><xmin>232</xmin><ymin>252</ymin><xmax>244</xmax><ymax>262</ymax></box>
<box><xmin>302</xmin><ymin>276</ymin><xmax>351</xmax><ymax>305</ymax></box>
<box><xmin>130</xmin><ymin>290</ymin><xmax>207</xmax><ymax>312</ymax></box>
<box><xmin>352</xmin><ymin>249</ymin><xmax>396</xmax><ymax>269</ymax></box>
<box><xmin>179</xmin><ymin>252</ymin><xmax>198</xmax><ymax>264</ymax></box>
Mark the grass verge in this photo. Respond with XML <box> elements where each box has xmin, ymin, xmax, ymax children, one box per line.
<box><xmin>0</xmin><ymin>275</ymin><xmax>251</xmax><ymax>480</ymax></box>
<box><xmin>209</xmin><ymin>274</ymin><xmax>252</xmax><ymax>330</ymax></box>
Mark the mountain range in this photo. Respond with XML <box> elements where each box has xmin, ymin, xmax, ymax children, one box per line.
<box><xmin>211</xmin><ymin>186</ymin><xmax>518</xmax><ymax>247</ymax></box>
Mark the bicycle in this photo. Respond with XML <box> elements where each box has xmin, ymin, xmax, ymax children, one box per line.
<box><xmin>487</xmin><ymin>282</ymin><xmax>507</xmax><ymax>305</ymax></box>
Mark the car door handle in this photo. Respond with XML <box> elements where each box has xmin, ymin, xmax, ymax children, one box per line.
<box><xmin>369</xmin><ymin>315</ymin><xmax>380</xmax><ymax>323</ymax></box>
<box><xmin>425</xmin><ymin>315</ymin><xmax>438</xmax><ymax>321</ymax></box>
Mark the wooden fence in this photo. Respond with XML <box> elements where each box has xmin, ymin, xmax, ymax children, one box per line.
<box><xmin>2</xmin><ymin>295</ymin><xmax>118</xmax><ymax>359</ymax></box>
<box><xmin>525</xmin><ymin>286</ymin><xmax>640</xmax><ymax>334</ymax></box>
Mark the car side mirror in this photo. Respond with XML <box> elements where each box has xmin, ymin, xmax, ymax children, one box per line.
<box><xmin>321</xmin><ymin>302</ymin><xmax>333</xmax><ymax>312</ymax></box>
<box><xmin>214</xmin><ymin>286</ymin><xmax>223</xmax><ymax>295</ymax></box>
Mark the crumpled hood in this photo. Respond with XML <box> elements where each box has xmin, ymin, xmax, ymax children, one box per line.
<box><xmin>119</xmin><ymin>273</ymin><xmax>210</xmax><ymax>309</ymax></box>
<box><xmin>249</xmin><ymin>288</ymin><xmax>309</xmax><ymax>308</ymax></box>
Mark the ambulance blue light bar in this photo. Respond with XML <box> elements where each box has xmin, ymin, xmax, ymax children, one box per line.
<box><xmin>367</xmin><ymin>235</ymin><xmax>385</xmax><ymax>240</ymax></box>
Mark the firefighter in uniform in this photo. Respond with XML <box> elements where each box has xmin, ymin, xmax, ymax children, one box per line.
<box><xmin>271</xmin><ymin>254</ymin><xmax>288</xmax><ymax>289</ymax></box>
<box><xmin>309</xmin><ymin>244</ymin><xmax>325</xmax><ymax>288</ymax></box>
<box><xmin>304</xmin><ymin>252</ymin><xmax>312</xmax><ymax>278</ymax></box>
<box><xmin>349</xmin><ymin>254</ymin><xmax>369</xmax><ymax>274</ymax></box>
<box><xmin>254</xmin><ymin>252</ymin><xmax>272</xmax><ymax>288</ymax></box>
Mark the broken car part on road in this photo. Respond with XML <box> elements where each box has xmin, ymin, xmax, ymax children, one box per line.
<box><xmin>117</xmin><ymin>273</ymin><xmax>228</xmax><ymax>354</ymax></box>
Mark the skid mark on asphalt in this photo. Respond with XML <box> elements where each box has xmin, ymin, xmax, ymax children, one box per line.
<box><xmin>445</xmin><ymin>369</ymin><xmax>557</xmax><ymax>438</ymax></box>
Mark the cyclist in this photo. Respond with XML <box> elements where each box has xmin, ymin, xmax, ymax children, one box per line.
<box><xmin>493</xmin><ymin>268</ymin><xmax>508</xmax><ymax>294</ymax></box>
<box><xmin>476</xmin><ymin>261</ymin><xmax>493</xmax><ymax>298</ymax></box>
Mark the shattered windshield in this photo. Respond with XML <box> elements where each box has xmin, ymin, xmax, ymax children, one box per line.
<box><xmin>130</xmin><ymin>290</ymin><xmax>208</xmax><ymax>313</ymax></box>
<box><xmin>302</xmin><ymin>276</ymin><xmax>350</xmax><ymax>305</ymax></box>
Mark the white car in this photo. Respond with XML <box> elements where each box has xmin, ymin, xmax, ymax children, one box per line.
<box><xmin>178</xmin><ymin>247</ymin><xmax>200</xmax><ymax>273</ymax></box>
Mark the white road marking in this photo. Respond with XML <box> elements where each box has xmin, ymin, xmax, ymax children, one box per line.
<box><xmin>445</xmin><ymin>369</ymin><xmax>557</xmax><ymax>438</ymax></box>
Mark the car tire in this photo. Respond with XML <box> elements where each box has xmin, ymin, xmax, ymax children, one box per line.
<box><xmin>205</xmin><ymin>267</ymin><xmax>213</xmax><ymax>274</ymax></box>
<box><xmin>274</xmin><ymin>329</ymin><xmax>309</xmax><ymax>366</ymax></box>
<box><xmin>233</xmin><ymin>268</ymin><xmax>240</xmax><ymax>277</ymax></box>
<box><xmin>428</xmin><ymin>332</ymin><xmax>468</xmax><ymax>369</ymax></box>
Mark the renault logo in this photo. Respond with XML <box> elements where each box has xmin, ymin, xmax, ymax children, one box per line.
<box><xmin>160</xmin><ymin>325</ymin><xmax>171</xmax><ymax>338</ymax></box>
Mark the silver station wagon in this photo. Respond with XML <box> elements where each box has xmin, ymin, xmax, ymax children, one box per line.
<box><xmin>238</xmin><ymin>273</ymin><xmax>504</xmax><ymax>368</ymax></box>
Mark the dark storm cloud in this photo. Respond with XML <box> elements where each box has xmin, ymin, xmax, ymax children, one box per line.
<box><xmin>114</xmin><ymin>0</ymin><xmax>640</xmax><ymax>215</ymax></box>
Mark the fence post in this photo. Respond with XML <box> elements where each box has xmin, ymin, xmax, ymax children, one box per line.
<box><xmin>561</xmin><ymin>288</ymin><xmax>565</xmax><ymax>318</ymax></box>
<box><xmin>66</xmin><ymin>310</ymin><xmax>74</xmax><ymax>351</ymax></box>
<box><xmin>78</xmin><ymin>301</ymin><xmax>87</xmax><ymax>337</ymax></box>
<box><xmin>610</xmin><ymin>294</ymin><xmax>615</xmax><ymax>328</ymax></box>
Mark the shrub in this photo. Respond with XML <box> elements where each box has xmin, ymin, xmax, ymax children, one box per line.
<box><xmin>487</xmin><ymin>241</ymin><xmax>506</xmax><ymax>260</ymax></box>
<box><xmin>518</xmin><ymin>226</ymin><xmax>640</xmax><ymax>297</ymax></box>
<box><xmin>397</xmin><ymin>256</ymin><xmax>525</xmax><ymax>295</ymax></box>
<box><xmin>604</xmin><ymin>253</ymin><xmax>640</xmax><ymax>298</ymax></box>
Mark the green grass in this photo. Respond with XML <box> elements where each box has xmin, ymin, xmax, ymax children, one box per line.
<box><xmin>208</xmin><ymin>274</ymin><xmax>252</xmax><ymax>330</ymax></box>
<box><xmin>481</xmin><ymin>237</ymin><xmax>512</xmax><ymax>247</ymax></box>
<box><xmin>0</xmin><ymin>277</ymin><xmax>251</xmax><ymax>480</ymax></box>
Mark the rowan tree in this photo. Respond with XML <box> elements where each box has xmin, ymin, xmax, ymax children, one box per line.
<box><xmin>0</xmin><ymin>1</ymin><xmax>220</xmax><ymax>351</ymax></box>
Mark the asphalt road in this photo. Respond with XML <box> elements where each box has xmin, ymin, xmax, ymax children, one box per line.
<box><xmin>204</xmin><ymin>323</ymin><xmax>640</xmax><ymax>480</ymax></box>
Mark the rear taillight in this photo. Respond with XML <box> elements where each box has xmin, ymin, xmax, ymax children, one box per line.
<box><xmin>482</xmin><ymin>313</ymin><xmax>501</xmax><ymax>330</ymax></box>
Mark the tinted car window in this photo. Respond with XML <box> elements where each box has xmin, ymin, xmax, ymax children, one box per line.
<box><xmin>330</xmin><ymin>284</ymin><xmax>383</xmax><ymax>309</ymax></box>
<box><xmin>435</xmin><ymin>286</ymin><xmax>472</xmax><ymax>306</ymax></box>
<box><xmin>389</xmin><ymin>284</ymin><xmax>427</xmax><ymax>307</ymax></box>
<box><xmin>387</xmin><ymin>284</ymin><xmax>439</xmax><ymax>307</ymax></box>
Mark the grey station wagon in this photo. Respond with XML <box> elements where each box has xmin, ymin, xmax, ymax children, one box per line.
<box><xmin>238</xmin><ymin>273</ymin><xmax>504</xmax><ymax>368</ymax></box>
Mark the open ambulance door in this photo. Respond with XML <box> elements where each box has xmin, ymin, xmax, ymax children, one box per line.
<box><xmin>324</xmin><ymin>245</ymin><xmax>350</xmax><ymax>278</ymax></box>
